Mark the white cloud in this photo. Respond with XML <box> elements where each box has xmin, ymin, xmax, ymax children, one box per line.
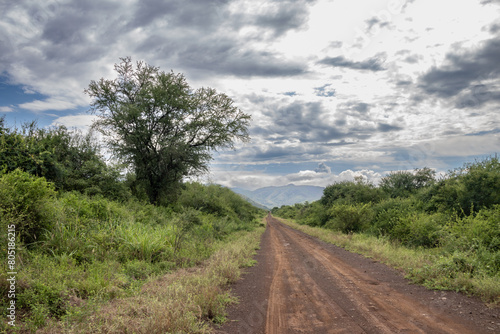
<box><xmin>19</xmin><ymin>98</ymin><xmax>78</xmax><ymax>112</ymax></box>
<box><xmin>430</xmin><ymin>133</ymin><xmax>500</xmax><ymax>157</ymax></box>
<box><xmin>0</xmin><ymin>106</ymin><xmax>13</xmax><ymax>112</ymax></box>
<box><xmin>208</xmin><ymin>164</ymin><xmax>384</xmax><ymax>190</ymax></box>
<box><xmin>50</xmin><ymin>114</ymin><xmax>95</xmax><ymax>131</ymax></box>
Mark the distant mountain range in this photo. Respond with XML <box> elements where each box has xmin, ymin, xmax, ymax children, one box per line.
<box><xmin>231</xmin><ymin>184</ymin><xmax>325</xmax><ymax>209</ymax></box>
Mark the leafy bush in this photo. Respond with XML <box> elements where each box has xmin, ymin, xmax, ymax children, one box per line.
<box><xmin>380</xmin><ymin>167</ymin><xmax>435</xmax><ymax>198</ymax></box>
<box><xmin>0</xmin><ymin>169</ymin><xmax>58</xmax><ymax>244</ymax></box>
<box><xmin>370</xmin><ymin>198</ymin><xmax>419</xmax><ymax>236</ymax></box>
<box><xmin>321</xmin><ymin>179</ymin><xmax>384</xmax><ymax>206</ymax></box>
<box><xmin>325</xmin><ymin>203</ymin><xmax>374</xmax><ymax>233</ymax></box>
<box><xmin>390</xmin><ymin>212</ymin><xmax>447</xmax><ymax>248</ymax></box>
<box><xmin>443</xmin><ymin>205</ymin><xmax>500</xmax><ymax>252</ymax></box>
<box><xmin>0</xmin><ymin>119</ymin><xmax>131</xmax><ymax>202</ymax></box>
<box><xmin>422</xmin><ymin>156</ymin><xmax>500</xmax><ymax>214</ymax></box>
<box><xmin>458</xmin><ymin>156</ymin><xmax>500</xmax><ymax>213</ymax></box>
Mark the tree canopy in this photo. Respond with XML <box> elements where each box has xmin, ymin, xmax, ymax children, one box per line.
<box><xmin>85</xmin><ymin>57</ymin><xmax>251</xmax><ymax>204</ymax></box>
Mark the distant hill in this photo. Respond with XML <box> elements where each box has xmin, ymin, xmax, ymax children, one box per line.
<box><xmin>233</xmin><ymin>192</ymin><xmax>270</xmax><ymax>211</ymax></box>
<box><xmin>232</xmin><ymin>184</ymin><xmax>324</xmax><ymax>209</ymax></box>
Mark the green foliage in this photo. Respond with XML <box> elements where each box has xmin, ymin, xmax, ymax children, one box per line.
<box><xmin>0</xmin><ymin>169</ymin><xmax>57</xmax><ymax>244</ymax></box>
<box><xmin>0</xmin><ymin>170</ymin><xmax>262</xmax><ymax>331</ymax></box>
<box><xmin>443</xmin><ymin>205</ymin><xmax>500</xmax><ymax>253</ymax></box>
<box><xmin>369</xmin><ymin>197</ymin><xmax>419</xmax><ymax>236</ymax></box>
<box><xmin>296</xmin><ymin>201</ymin><xmax>330</xmax><ymax>227</ymax></box>
<box><xmin>321</xmin><ymin>178</ymin><xmax>384</xmax><ymax>206</ymax></box>
<box><xmin>325</xmin><ymin>203</ymin><xmax>374</xmax><ymax>233</ymax></box>
<box><xmin>380</xmin><ymin>167</ymin><xmax>435</xmax><ymax>198</ymax></box>
<box><xmin>85</xmin><ymin>57</ymin><xmax>251</xmax><ymax>204</ymax></box>
<box><xmin>420</xmin><ymin>156</ymin><xmax>500</xmax><ymax>215</ymax></box>
<box><xmin>457</xmin><ymin>156</ymin><xmax>500</xmax><ymax>213</ymax></box>
<box><xmin>0</xmin><ymin>118</ymin><xmax>131</xmax><ymax>202</ymax></box>
<box><xmin>0</xmin><ymin>119</ymin><xmax>58</xmax><ymax>178</ymax></box>
<box><xmin>118</xmin><ymin>221</ymin><xmax>174</xmax><ymax>263</ymax></box>
<box><xmin>178</xmin><ymin>182</ymin><xmax>260</xmax><ymax>224</ymax></box>
<box><xmin>390</xmin><ymin>212</ymin><xmax>447</xmax><ymax>248</ymax></box>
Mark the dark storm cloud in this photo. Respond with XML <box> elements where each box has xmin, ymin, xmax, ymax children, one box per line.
<box><xmin>253</xmin><ymin>4</ymin><xmax>311</xmax><ymax>37</ymax></box>
<box><xmin>254</xmin><ymin>98</ymin><xmax>396</xmax><ymax>147</ymax></box>
<box><xmin>179</xmin><ymin>45</ymin><xmax>307</xmax><ymax>77</ymax></box>
<box><xmin>401</xmin><ymin>54</ymin><xmax>422</xmax><ymax>64</ymax></box>
<box><xmin>40</xmin><ymin>0</ymin><xmax>121</xmax><ymax>45</ymax></box>
<box><xmin>253</xmin><ymin>146</ymin><xmax>299</xmax><ymax>160</ymax></box>
<box><xmin>315</xmin><ymin>162</ymin><xmax>331</xmax><ymax>173</ymax></box>
<box><xmin>128</xmin><ymin>0</ymin><xmax>229</xmax><ymax>31</ymax></box>
<box><xmin>416</xmin><ymin>37</ymin><xmax>500</xmax><ymax>107</ymax></box>
<box><xmin>129</xmin><ymin>0</ymin><xmax>312</xmax><ymax>78</ymax></box>
<box><xmin>4</xmin><ymin>0</ymin><xmax>312</xmax><ymax>84</ymax></box>
<box><xmin>377</xmin><ymin>123</ymin><xmax>403</xmax><ymax>132</ymax></box>
<box><xmin>269</xmin><ymin>101</ymin><xmax>347</xmax><ymax>143</ymax></box>
<box><xmin>248</xmin><ymin>143</ymin><xmax>329</xmax><ymax>162</ymax></box>
<box><xmin>232</xmin><ymin>0</ymin><xmax>318</xmax><ymax>38</ymax></box>
<box><xmin>318</xmin><ymin>54</ymin><xmax>386</xmax><ymax>71</ymax></box>
<box><xmin>353</xmin><ymin>102</ymin><xmax>370</xmax><ymax>113</ymax></box>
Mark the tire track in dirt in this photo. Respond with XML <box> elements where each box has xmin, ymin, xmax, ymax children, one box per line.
<box><xmin>217</xmin><ymin>215</ymin><xmax>500</xmax><ymax>334</ymax></box>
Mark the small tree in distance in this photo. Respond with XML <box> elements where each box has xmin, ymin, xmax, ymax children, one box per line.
<box><xmin>85</xmin><ymin>57</ymin><xmax>251</xmax><ymax>204</ymax></box>
<box><xmin>380</xmin><ymin>167</ymin><xmax>436</xmax><ymax>198</ymax></box>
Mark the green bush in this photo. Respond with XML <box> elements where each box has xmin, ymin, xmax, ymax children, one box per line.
<box><xmin>379</xmin><ymin>168</ymin><xmax>435</xmax><ymax>198</ymax></box>
<box><xmin>321</xmin><ymin>179</ymin><xmax>385</xmax><ymax>206</ymax></box>
<box><xmin>370</xmin><ymin>198</ymin><xmax>418</xmax><ymax>236</ymax></box>
<box><xmin>0</xmin><ymin>169</ymin><xmax>58</xmax><ymax>244</ymax></box>
<box><xmin>297</xmin><ymin>201</ymin><xmax>330</xmax><ymax>227</ymax></box>
<box><xmin>443</xmin><ymin>205</ymin><xmax>500</xmax><ymax>252</ymax></box>
<box><xmin>422</xmin><ymin>156</ymin><xmax>500</xmax><ymax>214</ymax></box>
<box><xmin>325</xmin><ymin>203</ymin><xmax>374</xmax><ymax>233</ymax></box>
<box><xmin>391</xmin><ymin>212</ymin><xmax>446</xmax><ymax>248</ymax></box>
<box><xmin>459</xmin><ymin>156</ymin><xmax>500</xmax><ymax>213</ymax></box>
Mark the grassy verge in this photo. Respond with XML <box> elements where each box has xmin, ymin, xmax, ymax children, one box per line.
<box><xmin>37</xmin><ymin>223</ymin><xmax>265</xmax><ymax>333</ymax></box>
<box><xmin>276</xmin><ymin>217</ymin><xmax>500</xmax><ymax>305</ymax></box>
<box><xmin>0</xmin><ymin>170</ymin><xmax>265</xmax><ymax>333</ymax></box>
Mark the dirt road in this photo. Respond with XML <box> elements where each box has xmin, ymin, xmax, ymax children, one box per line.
<box><xmin>217</xmin><ymin>215</ymin><xmax>500</xmax><ymax>334</ymax></box>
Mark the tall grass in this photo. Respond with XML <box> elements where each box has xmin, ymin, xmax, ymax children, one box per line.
<box><xmin>0</xmin><ymin>170</ymin><xmax>264</xmax><ymax>333</ymax></box>
<box><xmin>39</xmin><ymin>225</ymin><xmax>265</xmax><ymax>334</ymax></box>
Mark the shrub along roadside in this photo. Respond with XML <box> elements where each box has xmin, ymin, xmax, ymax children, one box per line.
<box><xmin>38</xmin><ymin>224</ymin><xmax>265</xmax><ymax>334</ymax></box>
<box><xmin>276</xmin><ymin>217</ymin><xmax>500</xmax><ymax>304</ymax></box>
<box><xmin>0</xmin><ymin>169</ymin><xmax>264</xmax><ymax>333</ymax></box>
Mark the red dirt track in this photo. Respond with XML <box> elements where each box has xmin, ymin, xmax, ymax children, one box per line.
<box><xmin>216</xmin><ymin>214</ymin><xmax>500</xmax><ymax>334</ymax></box>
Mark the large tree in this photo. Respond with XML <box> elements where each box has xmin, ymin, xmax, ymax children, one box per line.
<box><xmin>85</xmin><ymin>57</ymin><xmax>251</xmax><ymax>204</ymax></box>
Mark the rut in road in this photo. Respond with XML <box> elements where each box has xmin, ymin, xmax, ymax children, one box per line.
<box><xmin>264</xmin><ymin>215</ymin><xmax>477</xmax><ymax>334</ymax></box>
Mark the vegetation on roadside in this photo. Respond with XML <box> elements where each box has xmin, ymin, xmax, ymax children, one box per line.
<box><xmin>38</xmin><ymin>225</ymin><xmax>265</xmax><ymax>334</ymax></box>
<box><xmin>0</xmin><ymin>168</ymin><xmax>263</xmax><ymax>332</ymax></box>
<box><xmin>272</xmin><ymin>157</ymin><xmax>500</xmax><ymax>304</ymax></box>
<box><xmin>0</xmin><ymin>56</ymin><xmax>264</xmax><ymax>333</ymax></box>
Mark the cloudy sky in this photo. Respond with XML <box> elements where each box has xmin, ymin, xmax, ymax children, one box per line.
<box><xmin>1</xmin><ymin>0</ymin><xmax>500</xmax><ymax>190</ymax></box>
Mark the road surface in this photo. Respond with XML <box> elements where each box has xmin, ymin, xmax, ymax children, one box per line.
<box><xmin>216</xmin><ymin>215</ymin><xmax>500</xmax><ymax>333</ymax></box>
